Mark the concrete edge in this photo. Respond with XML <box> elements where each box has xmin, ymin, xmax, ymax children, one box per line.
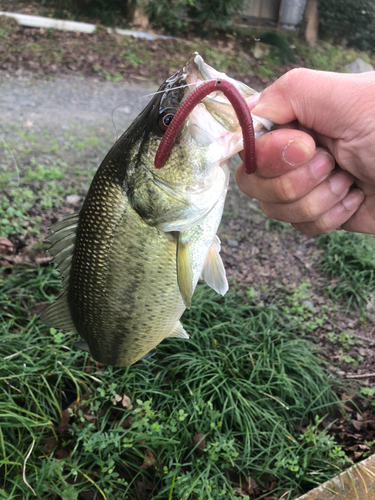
<box><xmin>0</xmin><ymin>11</ymin><xmax>174</xmax><ymax>40</ymax></box>
<box><xmin>296</xmin><ymin>453</ymin><xmax>375</xmax><ymax>500</ymax></box>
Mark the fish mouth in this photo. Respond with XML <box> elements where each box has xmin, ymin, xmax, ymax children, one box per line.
<box><xmin>185</xmin><ymin>52</ymin><xmax>256</xmax><ymax>97</ymax></box>
<box><xmin>183</xmin><ymin>52</ymin><xmax>272</xmax><ymax>137</ymax></box>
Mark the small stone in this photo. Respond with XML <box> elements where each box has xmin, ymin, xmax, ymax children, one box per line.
<box><xmin>66</xmin><ymin>194</ymin><xmax>82</xmax><ymax>205</ymax></box>
<box><xmin>302</xmin><ymin>300</ymin><xmax>314</xmax><ymax>309</ymax></box>
<box><xmin>252</xmin><ymin>41</ymin><xmax>272</xmax><ymax>60</ymax></box>
<box><xmin>117</xmin><ymin>106</ymin><xmax>131</xmax><ymax>114</ymax></box>
<box><xmin>227</xmin><ymin>239</ymin><xmax>239</xmax><ymax>247</ymax></box>
<box><xmin>345</xmin><ymin>58</ymin><xmax>374</xmax><ymax>73</ymax></box>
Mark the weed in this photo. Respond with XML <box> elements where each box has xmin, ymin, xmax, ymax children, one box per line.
<box><xmin>276</xmin><ymin>416</ymin><xmax>349</xmax><ymax>480</ymax></box>
<box><xmin>93</xmin><ymin>65</ymin><xmax>124</xmax><ymax>81</ymax></box>
<box><xmin>327</xmin><ymin>332</ymin><xmax>337</xmax><ymax>343</ymax></box>
<box><xmin>341</xmin><ymin>355</ymin><xmax>360</xmax><ymax>366</ymax></box>
<box><xmin>297</xmin><ymin>41</ymin><xmax>372</xmax><ymax>72</ymax></box>
<box><xmin>316</xmin><ymin>232</ymin><xmax>375</xmax><ymax>312</ymax></box>
<box><xmin>258</xmin><ymin>66</ymin><xmax>274</xmax><ymax>77</ymax></box>
<box><xmin>123</xmin><ymin>50</ymin><xmax>144</xmax><ymax>68</ymax></box>
<box><xmin>281</xmin><ymin>282</ymin><xmax>327</xmax><ymax>333</ymax></box>
<box><xmin>360</xmin><ymin>388</ymin><xmax>375</xmax><ymax>407</ymax></box>
<box><xmin>25</xmin><ymin>159</ymin><xmax>65</xmax><ymax>182</ymax></box>
<box><xmin>260</xmin><ymin>31</ymin><xmax>295</xmax><ymax>64</ymax></box>
<box><xmin>338</xmin><ymin>331</ymin><xmax>357</xmax><ymax>350</ymax></box>
<box><xmin>0</xmin><ymin>265</ymin><xmax>346</xmax><ymax>499</ymax></box>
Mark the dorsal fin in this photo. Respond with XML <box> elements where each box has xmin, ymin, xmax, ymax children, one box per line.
<box><xmin>50</xmin><ymin>213</ymin><xmax>79</xmax><ymax>233</ymax></box>
<box><xmin>41</xmin><ymin>212</ymin><xmax>80</xmax><ymax>332</ymax></box>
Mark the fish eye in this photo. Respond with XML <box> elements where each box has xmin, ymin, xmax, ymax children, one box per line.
<box><xmin>158</xmin><ymin>110</ymin><xmax>176</xmax><ymax>132</ymax></box>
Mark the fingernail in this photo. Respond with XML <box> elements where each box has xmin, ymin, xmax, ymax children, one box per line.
<box><xmin>342</xmin><ymin>189</ymin><xmax>365</xmax><ymax>211</ymax></box>
<box><xmin>282</xmin><ymin>138</ymin><xmax>311</xmax><ymax>166</ymax></box>
<box><xmin>310</xmin><ymin>152</ymin><xmax>334</xmax><ymax>180</ymax></box>
<box><xmin>329</xmin><ymin>172</ymin><xmax>352</xmax><ymax>196</ymax></box>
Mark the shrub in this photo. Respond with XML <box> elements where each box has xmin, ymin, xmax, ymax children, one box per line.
<box><xmin>319</xmin><ymin>0</ymin><xmax>375</xmax><ymax>52</ymax></box>
<box><xmin>147</xmin><ymin>0</ymin><xmax>244</xmax><ymax>35</ymax></box>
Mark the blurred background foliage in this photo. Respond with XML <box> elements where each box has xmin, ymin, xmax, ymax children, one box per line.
<box><xmin>36</xmin><ymin>0</ymin><xmax>375</xmax><ymax>52</ymax></box>
<box><xmin>319</xmin><ymin>0</ymin><xmax>375</xmax><ymax>52</ymax></box>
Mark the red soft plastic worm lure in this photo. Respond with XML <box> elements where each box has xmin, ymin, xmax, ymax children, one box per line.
<box><xmin>154</xmin><ymin>78</ymin><xmax>256</xmax><ymax>174</ymax></box>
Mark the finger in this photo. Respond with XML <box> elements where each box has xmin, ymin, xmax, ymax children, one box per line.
<box><xmin>250</xmin><ymin>68</ymin><xmax>372</xmax><ymax>140</ymax></box>
<box><xmin>236</xmin><ymin>146</ymin><xmax>335</xmax><ymax>204</ymax></box>
<box><xmin>252</xmin><ymin>128</ymin><xmax>316</xmax><ymax>178</ymax></box>
<box><xmin>342</xmin><ymin>195</ymin><xmax>375</xmax><ymax>234</ymax></box>
<box><xmin>259</xmin><ymin>169</ymin><xmax>355</xmax><ymax>223</ymax></box>
<box><xmin>292</xmin><ymin>189</ymin><xmax>365</xmax><ymax>235</ymax></box>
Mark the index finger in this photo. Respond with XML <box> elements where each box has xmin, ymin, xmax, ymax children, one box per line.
<box><xmin>250</xmin><ymin>68</ymin><xmax>372</xmax><ymax>141</ymax></box>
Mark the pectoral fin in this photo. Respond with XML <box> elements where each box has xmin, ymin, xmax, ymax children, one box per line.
<box><xmin>176</xmin><ymin>233</ymin><xmax>194</xmax><ymax>309</ymax></box>
<box><xmin>140</xmin><ymin>348</ymin><xmax>156</xmax><ymax>360</ymax></box>
<box><xmin>201</xmin><ymin>236</ymin><xmax>228</xmax><ymax>296</ymax></box>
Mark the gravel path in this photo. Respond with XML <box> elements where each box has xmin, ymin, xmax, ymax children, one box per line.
<box><xmin>0</xmin><ymin>72</ymin><xmax>157</xmax><ymax>135</ymax></box>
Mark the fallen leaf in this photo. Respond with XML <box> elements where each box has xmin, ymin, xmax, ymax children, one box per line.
<box><xmin>121</xmin><ymin>417</ymin><xmax>132</xmax><ymax>429</ymax></box>
<box><xmin>192</xmin><ymin>433</ymin><xmax>206</xmax><ymax>455</ymax></box>
<box><xmin>140</xmin><ymin>449</ymin><xmax>156</xmax><ymax>469</ymax></box>
<box><xmin>83</xmin><ymin>414</ymin><xmax>97</xmax><ymax>421</ymax></box>
<box><xmin>0</xmin><ymin>237</ymin><xmax>13</xmax><ymax>255</ymax></box>
<box><xmin>32</xmin><ymin>302</ymin><xmax>50</xmax><ymax>315</ymax></box>
<box><xmin>269</xmin><ymin>480</ymin><xmax>277</xmax><ymax>491</ymax></box>
<box><xmin>122</xmin><ymin>395</ymin><xmax>132</xmax><ymax>409</ymax></box>
<box><xmin>353</xmin><ymin>420</ymin><xmax>363</xmax><ymax>431</ymax></box>
<box><xmin>113</xmin><ymin>394</ymin><xmax>122</xmax><ymax>405</ymax></box>
<box><xmin>59</xmin><ymin>407</ymin><xmax>71</xmax><ymax>433</ymax></box>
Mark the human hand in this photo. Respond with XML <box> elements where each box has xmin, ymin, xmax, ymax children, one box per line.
<box><xmin>236</xmin><ymin>68</ymin><xmax>375</xmax><ymax>234</ymax></box>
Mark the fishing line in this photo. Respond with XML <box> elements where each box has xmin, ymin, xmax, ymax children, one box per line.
<box><xmin>110</xmin><ymin>81</ymin><xmax>207</xmax><ymax>141</ymax></box>
<box><xmin>0</xmin><ymin>125</ymin><xmax>20</xmax><ymax>184</ymax></box>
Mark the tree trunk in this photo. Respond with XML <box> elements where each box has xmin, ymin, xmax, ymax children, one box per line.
<box><xmin>123</xmin><ymin>0</ymin><xmax>150</xmax><ymax>30</ymax></box>
<box><xmin>132</xmin><ymin>1</ymin><xmax>150</xmax><ymax>31</ymax></box>
<box><xmin>305</xmin><ymin>0</ymin><xmax>319</xmax><ymax>46</ymax></box>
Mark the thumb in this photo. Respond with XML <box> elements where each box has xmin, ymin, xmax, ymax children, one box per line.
<box><xmin>251</xmin><ymin>68</ymin><xmax>371</xmax><ymax>140</ymax></box>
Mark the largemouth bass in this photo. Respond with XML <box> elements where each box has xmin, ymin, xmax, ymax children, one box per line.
<box><xmin>42</xmin><ymin>52</ymin><xmax>271</xmax><ymax>366</ymax></box>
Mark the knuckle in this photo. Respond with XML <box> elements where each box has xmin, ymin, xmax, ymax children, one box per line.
<box><xmin>300</xmin><ymin>197</ymin><xmax>322</xmax><ymax>221</ymax></box>
<box><xmin>281</xmin><ymin>68</ymin><xmax>310</xmax><ymax>91</ymax></box>
<box><xmin>291</xmin><ymin>223</ymin><xmax>314</xmax><ymax>236</ymax></box>
<box><xmin>273</xmin><ymin>175</ymin><xmax>299</xmax><ymax>203</ymax></box>
<box><xmin>314</xmin><ymin>217</ymin><xmax>336</xmax><ymax>235</ymax></box>
<box><xmin>259</xmin><ymin>201</ymin><xmax>274</xmax><ymax>219</ymax></box>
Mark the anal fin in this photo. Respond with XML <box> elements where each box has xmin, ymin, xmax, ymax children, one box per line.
<box><xmin>140</xmin><ymin>348</ymin><xmax>156</xmax><ymax>361</ymax></box>
<box><xmin>168</xmin><ymin>321</ymin><xmax>189</xmax><ymax>339</ymax></box>
<box><xmin>74</xmin><ymin>340</ymin><xmax>90</xmax><ymax>353</ymax></box>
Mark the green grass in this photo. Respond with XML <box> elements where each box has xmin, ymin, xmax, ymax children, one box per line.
<box><xmin>316</xmin><ymin>232</ymin><xmax>375</xmax><ymax>312</ymax></box>
<box><xmin>0</xmin><ymin>264</ymin><xmax>350</xmax><ymax>500</ymax></box>
<box><xmin>0</xmin><ymin>124</ymin><xmax>111</xmax><ymax>239</ymax></box>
